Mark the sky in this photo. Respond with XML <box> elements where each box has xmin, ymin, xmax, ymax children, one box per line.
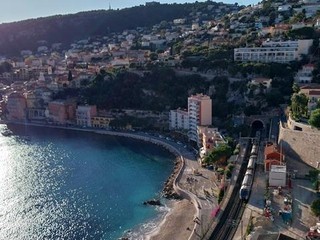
<box><xmin>0</xmin><ymin>0</ymin><xmax>259</xmax><ymax>24</ymax></box>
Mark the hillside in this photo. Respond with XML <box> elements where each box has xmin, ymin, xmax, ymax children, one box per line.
<box><xmin>0</xmin><ymin>2</ymin><xmax>233</xmax><ymax>56</ymax></box>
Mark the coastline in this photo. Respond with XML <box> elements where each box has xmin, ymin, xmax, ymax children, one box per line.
<box><xmin>2</xmin><ymin>121</ymin><xmax>199</xmax><ymax>240</ymax></box>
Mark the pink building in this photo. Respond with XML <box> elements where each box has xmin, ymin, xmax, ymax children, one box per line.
<box><xmin>6</xmin><ymin>92</ymin><xmax>27</xmax><ymax>121</ymax></box>
<box><xmin>188</xmin><ymin>94</ymin><xmax>212</xmax><ymax>142</ymax></box>
<box><xmin>198</xmin><ymin>126</ymin><xmax>226</xmax><ymax>159</ymax></box>
<box><xmin>48</xmin><ymin>100</ymin><xmax>76</xmax><ymax>125</ymax></box>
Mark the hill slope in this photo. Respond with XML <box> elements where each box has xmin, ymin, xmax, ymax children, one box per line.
<box><xmin>0</xmin><ymin>2</ymin><xmax>229</xmax><ymax>56</ymax></box>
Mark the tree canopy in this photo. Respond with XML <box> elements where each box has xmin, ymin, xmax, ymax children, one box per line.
<box><xmin>290</xmin><ymin>93</ymin><xmax>309</xmax><ymax>120</ymax></box>
<box><xmin>311</xmin><ymin>199</ymin><xmax>320</xmax><ymax>217</ymax></box>
<box><xmin>203</xmin><ymin>143</ymin><xmax>232</xmax><ymax>166</ymax></box>
<box><xmin>309</xmin><ymin>109</ymin><xmax>320</xmax><ymax>129</ymax></box>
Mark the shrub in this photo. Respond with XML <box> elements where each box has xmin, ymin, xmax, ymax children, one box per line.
<box><xmin>227</xmin><ymin>163</ymin><xmax>235</xmax><ymax>172</ymax></box>
<box><xmin>225</xmin><ymin>169</ymin><xmax>232</xmax><ymax>179</ymax></box>
<box><xmin>218</xmin><ymin>188</ymin><xmax>225</xmax><ymax>204</ymax></box>
<box><xmin>311</xmin><ymin>199</ymin><xmax>320</xmax><ymax>217</ymax></box>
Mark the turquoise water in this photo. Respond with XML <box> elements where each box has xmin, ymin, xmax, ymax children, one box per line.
<box><xmin>0</xmin><ymin>124</ymin><xmax>174</xmax><ymax>239</ymax></box>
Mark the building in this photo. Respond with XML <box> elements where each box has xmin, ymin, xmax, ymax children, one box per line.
<box><xmin>76</xmin><ymin>105</ymin><xmax>97</xmax><ymax>127</ymax></box>
<box><xmin>299</xmin><ymin>84</ymin><xmax>320</xmax><ymax>110</ymax></box>
<box><xmin>198</xmin><ymin>126</ymin><xmax>226</xmax><ymax>159</ymax></box>
<box><xmin>5</xmin><ymin>92</ymin><xmax>27</xmax><ymax>121</ymax></box>
<box><xmin>269</xmin><ymin>165</ymin><xmax>287</xmax><ymax>187</ymax></box>
<box><xmin>234</xmin><ymin>39</ymin><xmax>313</xmax><ymax>63</ymax></box>
<box><xmin>295</xmin><ymin>64</ymin><xmax>315</xmax><ymax>84</ymax></box>
<box><xmin>250</xmin><ymin>77</ymin><xmax>273</xmax><ymax>93</ymax></box>
<box><xmin>92</xmin><ymin>116</ymin><xmax>114</xmax><ymax>129</ymax></box>
<box><xmin>169</xmin><ymin>108</ymin><xmax>189</xmax><ymax>130</ymax></box>
<box><xmin>48</xmin><ymin>100</ymin><xmax>76</xmax><ymax>125</ymax></box>
<box><xmin>188</xmin><ymin>94</ymin><xmax>212</xmax><ymax>142</ymax></box>
<box><xmin>264</xmin><ymin>143</ymin><xmax>285</xmax><ymax>172</ymax></box>
<box><xmin>25</xmin><ymin>92</ymin><xmax>46</xmax><ymax>121</ymax></box>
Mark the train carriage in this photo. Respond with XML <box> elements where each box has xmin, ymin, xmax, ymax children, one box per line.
<box><xmin>247</xmin><ymin>155</ymin><xmax>257</xmax><ymax>170</ymax></box>
<box><xmin>250</xmin><ymin>144</ymin><xmax>258</xmax><ymax>156</ymax></box>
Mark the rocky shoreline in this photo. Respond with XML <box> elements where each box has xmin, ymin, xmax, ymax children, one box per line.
<box><xmin>162</xmin><ymin>157</ymin><xmax>182</xmax><ymax>200</ymax></box>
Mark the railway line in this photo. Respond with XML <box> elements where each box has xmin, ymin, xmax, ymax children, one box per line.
<box><xmin>209</xmin><ymin>129</ymin><xmax>261</xmax><ymax>240</ymax></box>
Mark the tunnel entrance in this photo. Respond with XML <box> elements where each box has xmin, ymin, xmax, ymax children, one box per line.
<box><xmin>251</xmin><ymin>120</ymin><xmax>264</xmax><ymax>131</ymax></box>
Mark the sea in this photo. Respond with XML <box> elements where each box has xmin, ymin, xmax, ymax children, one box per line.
<box><xmin>0</xmin><ymin>124</ymin><xmax>175</xmax><ymax>240</ymax></box>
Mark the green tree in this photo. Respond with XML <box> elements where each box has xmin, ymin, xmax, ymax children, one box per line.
<box><xmin>311</xmin><ymin>199</ymin><xmax>320</xmax><ymax>216</ymax></box>
<box><xmin>291</xmin><ymin>93</ymin><xmax>309</xmax><ymax>119</ymax></box>
<box><xmin>68</xmin><ymin>70</ymin><xmax>73</xmax><ymax>81</ymax></box>
<box><xmin>266</xmin><ymin>89</ymin><xmax>284</xmax><ymax>107</ymax></box>
<box><xmin>309</xmin><ymin>109</ymin><xmax>320</xmax><ymax>129</ymax></box>
<box><xmin>149</xmin><ymin>52</ymin><xmax>158</xmax><ymax>61</ymax></box>
<box><xmin>0</xmin><ymin>61</ymin><xmax>13</xmax><ymax>74</ymax></box>
<box><xmin>292</xmin><ymin>83</ymin><xmax>300</xmax><ymax>94</ymax></box>
<box><xmin>203</xmin><ymin>143</ymin><xmax>232</xmax><ymax>165</ymax></box>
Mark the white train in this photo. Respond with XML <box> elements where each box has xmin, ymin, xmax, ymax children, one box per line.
<box><xmin>239</xmin><ymin>144</ymin><xmax>258</xmax><ymax>201</ymax></box>
<box><xmin>247</xmin><ymin>155</ymin><xmax>257</xmax><ymax>170</ymax></box>
<box><xmin>250</xmin><ymin>144</ymin><xmax>258</xmax><ymax>156</ymax></box>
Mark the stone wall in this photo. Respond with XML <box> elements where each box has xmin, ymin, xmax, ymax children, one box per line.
<box><xmin>278</xmin><ymin>121</ymin><xmax>320</xmax><ymax>169</ymax></box>
<box><xmin>287</xmin><ymin>115</ymin><xmax>315</xmax><ymax>132</ymax></box>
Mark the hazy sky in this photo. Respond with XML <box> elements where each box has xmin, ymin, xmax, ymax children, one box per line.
<box><xmin>0</xmin><ymin>0</ymin><xmax>259</xmax><ymax>24</ymax></box>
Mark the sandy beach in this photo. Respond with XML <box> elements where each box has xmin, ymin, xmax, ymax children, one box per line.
<box><xmin>148</xmin><ymin>199</ymin><xmax>196</xmax><ymax>240</ymax></box>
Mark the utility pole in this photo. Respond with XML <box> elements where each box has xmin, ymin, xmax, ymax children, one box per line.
<box><xmin>268</xmin><ymin>117</ymin><xmax>273</xmax><ymax>142</ymax></box>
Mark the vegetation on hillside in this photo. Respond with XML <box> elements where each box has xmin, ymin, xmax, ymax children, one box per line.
<box><xmin>0</xmin><ymin>2</ymin><xmax>236</xmax><ymax>55</ymax></box>
<box><xmin>76</xmin><ymin>68</ymin><xmax>210</xmax><ymax>111</ymax></box>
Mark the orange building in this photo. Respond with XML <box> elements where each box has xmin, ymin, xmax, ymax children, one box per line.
<box><xmin>48</xmin><ymin>100</ymin><xmax>76</xmax><ymax>125</ymax></box>
<box><xmin>264</xmin><ymin>143</ymin><xmax>285</xmax><ymax>172</ymax></box>
<box><xmin>6</xmin><ymin>92</ymin><xmax>27</xmax><ymax>121</ymax></box>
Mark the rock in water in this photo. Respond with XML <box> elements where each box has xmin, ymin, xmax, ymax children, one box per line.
<box><xmin>143</xmin><ymin>199</ymin><xmax>162</xmax><ymax>206</ymax></box>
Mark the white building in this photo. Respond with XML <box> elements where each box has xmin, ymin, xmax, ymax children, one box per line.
<box><xmin>234</xmin><ymin>39</ymin><xmax>313</xmax><ymax>63</ymax></box>
<box><xmin>169</xmin><ymin>108</ymin><xmax>189</xmax><ymax>130</ymax></box>
<box><xmin>269</xmin><ymin>165</ymin><xmax>286</xmax><ymax>187</ymax></box>
<box><xmin>188</xmin><ymin>94</ymin><xmax>212</xmax><ymax>142</ymax></box>
<box><xmin>295</xmin><ymin>64</ymin><xmax>315</xmax><ymax>84</ymax></box>
<box><xmin>173</xmin><ymin>18</ymin><xmax>186</xmax><ymax>25</ymax></box>
<box><xmin>76</xmin><ymin>105</ymin><xmax>97</xmax><ymax>127</ymax></box>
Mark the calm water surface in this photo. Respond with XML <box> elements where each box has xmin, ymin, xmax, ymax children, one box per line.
<box><xmin>0</xmin><ymin>124</ymin><xmax>174</xmax><ymax>239</ymax></box>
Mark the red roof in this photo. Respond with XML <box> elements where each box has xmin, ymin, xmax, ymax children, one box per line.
<box><xmin>309</xmin><ymin>90</ymin><xmax>320</xmax><ymax>96</ymax></box>
<box><xmin>264</xmin><ymin>144</ymin><xmax>280</xmax><ymax>156</ymax></box>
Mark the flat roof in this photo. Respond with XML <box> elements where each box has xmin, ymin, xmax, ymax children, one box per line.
<box><xmin>270</xmin><ymin>165</ymin><xmax>286</xmax><ymax>173</ymax></box>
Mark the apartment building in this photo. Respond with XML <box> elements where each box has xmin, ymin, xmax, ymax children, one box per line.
<box><xmin>295</xmin><ymin>64</ymin><xmax>315</xmax><ymax>84</ymax></box>
<box><xmin>234</xmin><ymin>39</ymin><xmax>313</xmax><ymax>63</ymax></box>
<box><xmin>76</xmin><ymin>105</ymin><xmax>97</xmax><ymax>127</ymax></box>
<box><xmin>188</xmin><ymin>94</ymin><xmax>212</xmax><ymax>142</ymax></box>
<box><xmin>5</xmin><ymin>92</ymin><xmax>27</xmax><ymax>121</ymax></box>
<box><xmin>48</xmin><ymin>100</ymin><xmax>76</xmax><ymax>125</ymax></box>
<box><xmin>169</xmin><ymin>108</ymin><xmax>189</xmax><ymax>130</ymax></box>
<box><xmin>25</xmin><ymin>92</ymin><xmax>46</xmax><ymax>121</ymax></box>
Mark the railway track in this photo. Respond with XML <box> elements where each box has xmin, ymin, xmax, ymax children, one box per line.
<box><xmin>209</xmin><ymin>129</ymin><xmax>259</xmax><ymax>240</ymax></box>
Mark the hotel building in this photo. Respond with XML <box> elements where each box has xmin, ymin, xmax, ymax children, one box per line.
<box><xmin>234</xmin><ymin>39</ymin><xmax>313</xmax><ymax>63</ymax></box>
